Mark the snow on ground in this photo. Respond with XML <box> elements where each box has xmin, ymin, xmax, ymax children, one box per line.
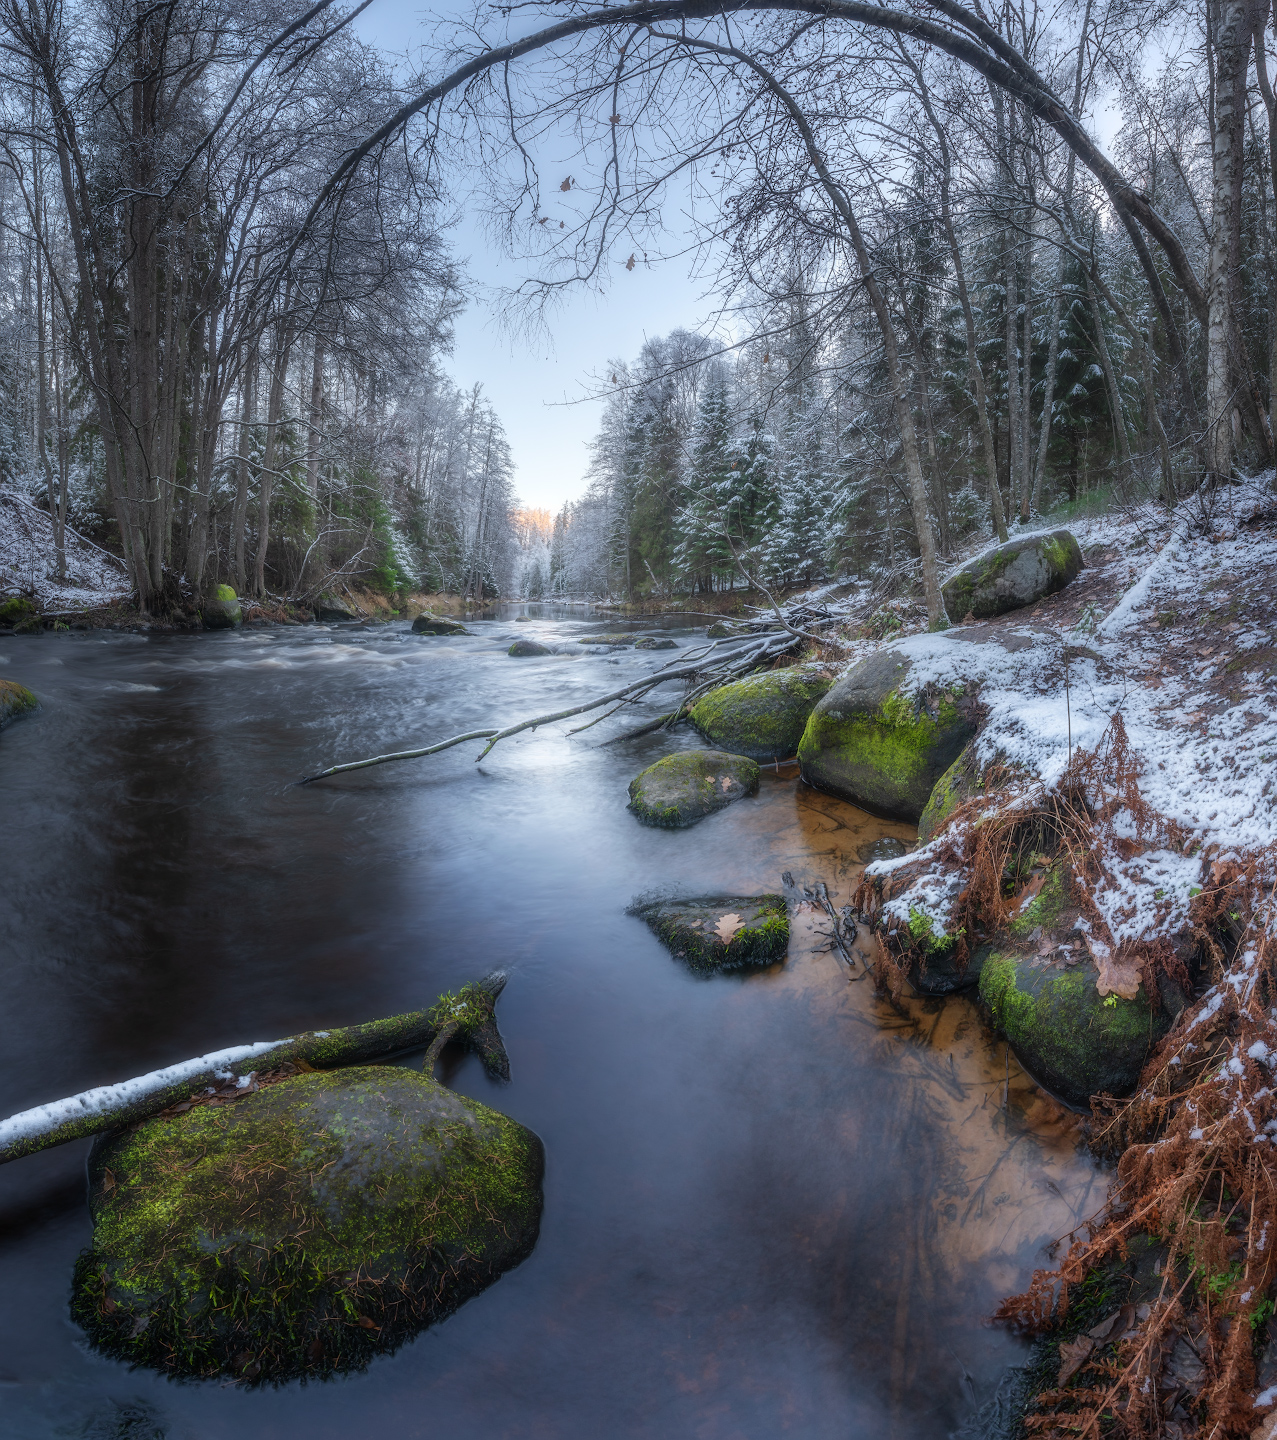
<box><xmin>0</xmin><ymin>488</ymin><xmax>129</xmax><ymax>610</ymax></box>
<box><xmin>856</xmin><ymin>484</ymin><xmax>1277</xmax><ymax>951</ymax></box>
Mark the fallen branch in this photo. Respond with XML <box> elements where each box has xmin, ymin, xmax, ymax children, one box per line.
<box><xmin>0</xmin><ymin>972</ymin><xmax>508</xmax><ymax>1166</ymax></box>
<box><xmin>299</xmin><ymin>633</ymin><xmax>795</xmax><ymax>782</ymax></box>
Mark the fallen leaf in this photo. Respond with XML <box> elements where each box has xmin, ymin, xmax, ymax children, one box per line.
<box><xmin>559</xmin><ymin>176</ymin><xmax>572</xmax><ymax>191</ymax></box>
<box><xmin>1058</xmin><ymin>1334</ymin><xmax>1095</xmax><ymax>1385</ymax></box>
<box><xmin>625</xmin><ymin>253</ymin><xmax>636</xmax><ymax>271</ymax></box>
<box><xmin>714</xmin><ymin>913</ymin><xmax>744</xmax><ymax>944</ymax></box>
<box><xmin>356</xmin><ymin>1315</ymin><xmax>380</xmax><ymax>1330</ymax></box>
<box><xmin>1088</xmin><ymin>938</ymin><xmax>1143</xmax><ymax>999</ymax></box>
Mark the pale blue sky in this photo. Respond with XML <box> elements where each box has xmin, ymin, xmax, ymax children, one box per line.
<box><xmin>356</xmin><ymin>2</ymin><xmax>715</xmax><ymax>513</ymax></box>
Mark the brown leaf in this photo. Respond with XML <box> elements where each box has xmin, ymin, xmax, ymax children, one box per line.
<box><xmin>625</xmin><ymin>254</ymin><xmax>636</xmax><ymax>271</ymax></box>
<box><xmin>1057</xmin><ymin>1335</ymin><xmax>1095</xmax><ymax>1386</ymax></box>
<box><xmin>356</xmin><ymin>1315</ymin><xmax>380</xmax><ymax>1330</ymax></box>
<box><xmin>1088</xmin><ymin>938</ymin><xmax>1142</xmax><ymax>999</ymax></box>
<box><xmin>609</xmin><ymin>113</ymin><xmax>621</xmax><ymax>124</ymax></box>
<box><xmin>559</xmin><ymin>176</ymin><xmax>572</xmax><ymax>191</ymax></box>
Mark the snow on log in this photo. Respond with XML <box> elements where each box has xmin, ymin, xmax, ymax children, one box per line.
<box><xmin>0</xmin><ymin>972</ymin><xmax>508</xmax><ymax>1167</ymax></box>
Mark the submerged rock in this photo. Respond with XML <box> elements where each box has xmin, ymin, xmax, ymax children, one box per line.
<box><xmin>979</xmin><ymin>950</ymin><xmax>1184</xmax><ymax>1109</ymax></box>
<box><xmin>314</xmin><ymin>592</ymin><xmax>359</xmax><ymax>622</ymax></box>
<box><xmin>578</xmin><ymin>633</ymin><xmax>634</xmax><ymax>646</ymax></box>
<box><xmin>0</xmin><ymin>677</ymin><xmax>38</xmax><ymax>727</ymax></box>
<box><xmin>411</xmin><ymin>614</ymin><xmax>469</xmax><ymax>635</ymax></box>
<box><xmin>706</xmin><ymin>621</ymin><xmax>744</xmax><ymax>639</ymax></box>
<box><xmin>797</xmin><ymin>650</ymin><xmax>976</xmax><ymax>821</ymax></box>
<box><xmin>857</xmin><ymin>837</ymin><xmax>908</xmax><ymax>865</ymax></box>
<box><xmin>508</xmin><ymin>639</ymin><xmax>552</xmax><ymax>656</ymax></box>
<box><xmin>633</xmin><ymin>894</ymin><xmax>789</xmax><ymax>973</ymax></box>
<box><xmin>515</xmin><ymin>615</ymin><xmax>532</xmax><ymax>622</ymax></box>
<box><xmin>72</xmin><ymin>1066</ymin><xmax>544</xmax><ymax>1382</ymax></box>
<box><xmin>941</xmin><ymin>529</ymin><xmax>1083</xmax><ymax>623</ymax></box>
<box><xmin>627</xmin><ymin>749</ymin><xmax>760</xmax><ymax>828</ymax></box>
<box><xmin>634</xmin><ymin>637</ymin><xmax>677</xmax><ymax>650</ymax></box>
<box><xmin>690</xmin><ymin>663</ymin><xmax>833</xmax><ymax>762</ymax></box>
<box><xmin>201</xmin><ymin>585</ymin><xmax>242</xmax><ymax>630</ymax></box>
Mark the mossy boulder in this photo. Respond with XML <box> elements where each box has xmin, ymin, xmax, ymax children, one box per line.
<box><xmin>579</xmin><ymin>633</ymin><xmax>635</xmax><ymax>646</ymax></box>
<box><xmin>979</xmin><ymin>952</ymin><xmax>1182</xmax><ymax>1109</ymax></box>
<box><xmin>941</xmin><ymin>529</ymin><xmax>1083</xmax><ymax>623</ymax></box>
<box><xmin>508</xmin><ymin>638</ymin><xmax>552</xmax><ymax>656</ymax></box>
<box><xmin>0</xmin><ymin>596</ymin><xmax>37</xmax><ymax>628</ymax></box>
<box><xmin>634</xmin><ymin>636</ymin><xmax>677</xmax><ymax>650</ymax></box>
<box><xmin>627</xmin><ymin>749</ymin><xmax>760</xmax><ymax>828</ymax></box>
<box><xmin>201</xmin><ymin>585</ymin><xmax>242</xmax><ymax>630</ymax></box>
<box><xmin>72</xmin><ymin>1066</ymin><xmax>543</xmax><ymax>1382</ymax></box>
<box><xmin>689</xmin><ymin>664</ymin><xmax>834</xmax><ymax>762</ymax></box>
<box><xmin>917</xmin><ymin>741</ymin><xmax>990</xmax><ymax>844</ymax></box>
<box><xmin>314</xmin><ymin>592</ymin><xmax>359</xmax><ymax>622</ymax></box>
<box><xmin>0</xmin><ymin>677</ymin><xmax>38</xmax><ymax>727</ymax></box>
<box><xmin>632</xmin><ymin>894</ymin><xmax>789</xmax><ymax>974</ymax></box>
<box><xmin>706</xmin><ymin>621</ymin><xmax>744</xmax><ymax>639</ymax></box>
<box><xmin>797</xmin><ymin>650</ymin><xmax>976</xmax><ymax>821</ymax></box>
<box><xmin>411</xmin><ymin>614</ymin><xmax>468</xmax><ymax>635</ymax></box>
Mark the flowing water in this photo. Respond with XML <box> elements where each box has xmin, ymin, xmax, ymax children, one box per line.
<box><xmin>0</xmin><ymin>608</ymin><xmax>1100</xmax><ymax>1439</ymax></box>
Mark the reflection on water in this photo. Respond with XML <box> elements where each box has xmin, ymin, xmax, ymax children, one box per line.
<box><xmin>0</xmin><ymin>609</ymin><xmax>1097</xmax><ymax>1439</ymax></box>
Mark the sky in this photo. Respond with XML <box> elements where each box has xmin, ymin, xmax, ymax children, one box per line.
<box><xmin>355</xmin><ymin>3</ymin><xmax>715</xmax><ymax>515</ymax></box>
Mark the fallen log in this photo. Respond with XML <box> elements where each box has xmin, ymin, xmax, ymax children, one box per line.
<box><xmin>0</xmin><ymin>972</ymin><xmax>509</xmax><ymax>1167</ymax></box>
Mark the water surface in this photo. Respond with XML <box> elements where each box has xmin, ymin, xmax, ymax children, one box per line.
<box><xmin>0</xmin><ymin>609</ymin><xmax>1098</xmax><ymax>1439</ymax></box>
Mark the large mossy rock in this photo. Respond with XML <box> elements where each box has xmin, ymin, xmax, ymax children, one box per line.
<box><xmin>0</xmin><ymin>677</ymin><xmax>38</xmax><ymax>727</ymax></box>
<box><xmin>634</xmin><ymin>636</ymin><xmax>676</xmax><ymax>650</ymax></box>
<box><xmin>979</xmin><ymin>953</ymin><xmax>1181</xmax><ymax>1109</ymax></box>
<box><xmin>690</xmin><ymin>664</ymin><xmax>833</xmax><ymax>762</ymax></box>
<box><xmin>72</xmin><ymin>1067</ymin><xmax>543</xmax><ymax>1382</ymax></box>
<box><xmin>508</xmin><ymin>638</ymin><xmax>552</xmax><ymax>656</ymax></box>
<box><xmin>412</xmin><ymin>613</ymin><xmax>468</xmax><ymax>635</ymax></box>
<box><xmin>314</xmin><ymin>591</ymin><xmax>359</xmax><ymax>622</ymax></box>
<box><xmin>797</xmin><ymin>651</ymin><xmax>976</xmax><ymax>821</ymax></box>
<box><xmin>0</xmin><ymin>596</ymin><xmax>37</xmax><ymax>628</ymax></box>
<box><xmin>916</xmin><ymin>741</ymin><xmax>992</xmax><ymax>844</ymax></box>
<box><xmin>201</xmin><ymin>585</ymin><xmax>242</xmax><ymax>630</ymax></box>
<box><xmin>941</xmin><ymin>529</ymin><xmax>1083</xmax><ymax>623</ymax></box>
<box><xmin>633</xmin><ymin>894</ymin><xmax>788</xmax><ymax>973</ymax></box>
<box><xmin>627</xmin><ymin>749</ymin><xmax>760</xmax><ymax>828</ymax></box>
<box><xmin>579</xmin><ymin>633</ymin><xmax>635</xmax><ymax>646</ymax></box>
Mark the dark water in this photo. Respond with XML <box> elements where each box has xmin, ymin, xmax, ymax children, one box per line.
<box><xmin>0</xmin><ymin>609</ymin><xmax>1099</xmax><ymax>1440</ymax></box>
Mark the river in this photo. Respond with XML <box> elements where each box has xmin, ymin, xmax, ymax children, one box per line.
<box><xmin>0</xmin><ymin>608</ymin><xmax>1099</xmax><ymax>1439</ymax></box>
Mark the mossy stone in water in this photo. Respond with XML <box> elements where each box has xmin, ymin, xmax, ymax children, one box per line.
<box><xmin>627</xmin><ymin>748</ymin><xmax>760</xmax><ymax>828</ymax></box>
<box><xmin>412</xmin><ymin>614</ymin><xmax>469</xmax><ymax>635</ymax></box>
<box><xmin>941</xmin><ymin>529</ymin><xmax>1083</xmax><ymax>622</ymax></box>
<box><xmin>202</xmin><ymin>586</ymin><xmax>242</xmax><ymax>630</ymax></box>
<box><xmin>579</xmin><ymin>633</ymin><xmax>635</xmax><ymax>645</ymax></box>
<box><xmin>633</xmin><ymin>636</ymin><xmax>676</xmax><ymax>650</ymax></box>
<box><xmin>508</xmin><ymin>638</ymin><xmax>552</xmax><ymax>656</ymax></box>
<box><xmin>0</xmin><ymin>596</ymin><xmax>37</xmax><ymax>627</ymax></box>
<box><xmin>690</xmin><ymin>663</ymin><xmax>832</xmax><ymax>761</ymax></box>
<box><xmin>0</xmin><ymin>677</ymin><xmax>38</xmax><ymax>727</ymax></box>
<box><xmin>978</xmin><ymin>952</ymin><xmax>1180</xmax><ymax>1109</ymax></box>
<box><xmin>72</xmin><ymin>1067</ymin><xmax>544</xmax><ymax>1382</ymax></box>
<box><xmin>633</xmin><ymin>894</ymin><xmax>789</xmax><ymax>973</ymax></box>
<box><xmin>797</xmin><ymin>650</ymin><xmax>975</xmax><ymax>821</ymax></box>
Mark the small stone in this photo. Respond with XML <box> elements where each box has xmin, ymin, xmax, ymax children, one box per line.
<box><xmin>314</xmin><ymin>592</ymin><xmax>359</xmax><ymax>622</ymax></box>
<box><xmin>691</xmin><ymin>663</ymin><xmax>833</xmax><ymax>762</ymax></box>
<box><xmin>634</xmin><ymin>637</ymin><xmax>677</xmax><ymax>650</ymax></box>
<box><xmin>632</xmin><ymin>894</ymin><xmax>789</xmax><ymax>973</ymax></box>
<box><xmin>578</xmin><ymin>633</ymin><xmax>635</xmax><ymax>645</ymax></box>
<box><xmin>627</xmin><ymin>749</ymin><xmax>761</xmax><ymax>828</ymax></box>
<box><xmin>508</xmin><ymin>639</ymin><xmax>552</xmax><ymax>656</ymax></box>
<box><xmin>857</xmin><ymin>837</ymin><xmax>908</xmax><ymax>864</ymax></box>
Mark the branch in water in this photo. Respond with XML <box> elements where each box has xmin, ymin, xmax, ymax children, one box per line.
<box><xmin>0</xmin><ymin>973</ymin><xmax>509</xmax><ymax>1167</ymax></box>
<box><xmin>301</xmin><ymin>635</ymin><xmax>793</xmax><ymax>781</ymax></box>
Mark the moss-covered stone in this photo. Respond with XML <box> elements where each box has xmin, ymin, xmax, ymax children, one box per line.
<box><xmin>690</xmin><ymin>663</ymin><xmax>833</xmax><ymax>762</ymax></box>
<box><xmin>941</xmin><ymin>529</ymin><xmax>1083</xmax><ymax>622</ymax></box>
<box><xmin>632</xmin><ymin>894</ymin><xmax>789</xmax><ymax>973</ymax></box>
<box><xmin>72</xmin><ymin>1066</ymin><xmax>543</xmax><ymax>1382</ymax></box>
<box><xmin>978</xmin><ymin>951</ymin><xmax>1177</xmax><ymax>1108</ymax></box>
<box><xmin>633</xmin><ymin>637</ymin><xmax>676</xmax><ymax>650</ymax></box>
<box><xmin>797</xmin><ymin>650</ymin><xmax>975</xmax><ymax>821</ymax></box>
<box><xmin>579</xmin><ymin>633</ymin><xmax>635</xmax><ymax>645</ymax></box>
<box><xmin>0</xmin><ymin>677</ymin><xmax>38</xmax><ymax>727</ymax></box>
<box><xmin>627</xmin><ymin>748</ymin><xmax>760</xmax><ymax>828</ymax></box>
<box><xmin>202</xmin><ymin>587</ymin><xmax>242</xmax><ymax>630</ymax></box>
<box><xmin>508</xmin><ymin>638</ymin><xmax>552</xmax><ymax>656</ymax></box>
<box><xmin>916</xmin><ymin>741</ymin><xmax>1003</xmax><ymax>843</ymax></box>
<box><xmin>411</xmin><ymin>614</ymin><xmax>468</xmax><ymax>635</ymax></box>
<box><xmin>706</xmin><ymin>621</ymin><xmax>744</xmax><ymax>639</ymax></box>
<box><xmin>314</xmin><ymin>592</ymin><xmax>358</xmax><ymax>622</ymax></box>
<box><xmin>0</xmin><ymin>596</ymin><xmax>37</xmax><ymax>627</ymax></box>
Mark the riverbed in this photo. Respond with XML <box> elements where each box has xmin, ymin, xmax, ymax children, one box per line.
<box><xmin>0</xmin><ymin>607</ymin><xmax>1099</xmax><ymax>1439</ymax></box>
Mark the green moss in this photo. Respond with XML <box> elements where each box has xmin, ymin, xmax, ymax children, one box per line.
<box><xmin>917</xmin><ymin>746</ymin><xmax>971</xmax><ymax>843</ymax></box>
<box><xmin>0</xmin><ymin>596</ymin><xmax>37</xmax><ymax>625</ymax></box>
<box><xmin>689</xmin><ymin>665</ymin><xmax>833</xmax><ymax>761</ymax></box>
<box><xmin>215</xmin><ymin>584</ymin><xmax>237</xmax><ymax>602</ymax></box>
<box><xmin>628</xmin><ymin>750</ymin><xmax>760</xmax><ymax>828</ymax></box>
<box><xmin>72</xmin><ymin>1068</ymin><xmax>543</xmax><ymax>1381</ymax></box>
<box><xmin>1009</xmin><ymin>863</ymin><xmax>1069</xmax><ymax>938</ymax></box>
<box><xmin>0</xmin><ymin>677</ymin><xmax>38</xmax><ymax>727</ymax></box>
<box><xmin>638</xmin><ymin>894</ymin><xmax>789</xmax><ymax>973</ymax></box>
<box><xmin>979</xmin><ymin>951</ymin><xmax>1170</xmax><ymax>1108</ymax></box>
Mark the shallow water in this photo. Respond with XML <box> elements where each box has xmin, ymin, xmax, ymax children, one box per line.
<box><xmin>0</xmin><ymin>608</ymin><xmax>1099</xmax><ymax>1439</ymax></box>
